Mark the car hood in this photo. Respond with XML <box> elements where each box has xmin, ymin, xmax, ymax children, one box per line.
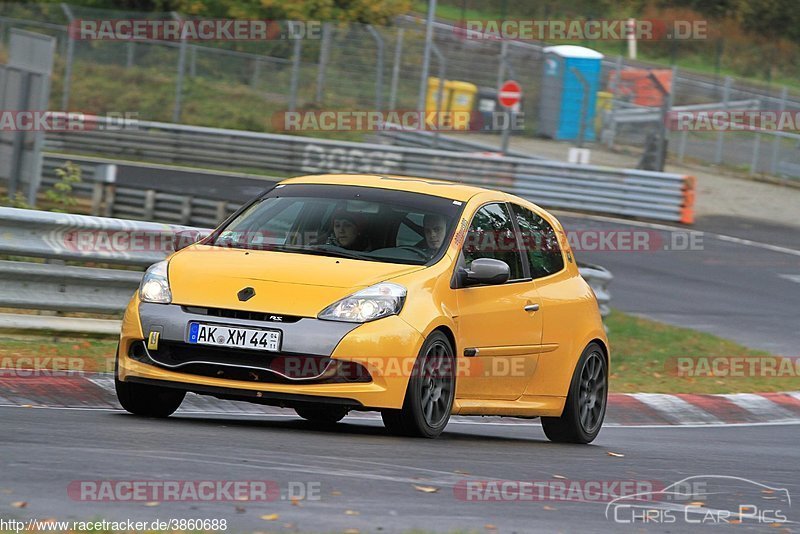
<box><xmin>167</xmin><ymin>245</ymin><xmax>425</xmax><ymax>316</ymax></box>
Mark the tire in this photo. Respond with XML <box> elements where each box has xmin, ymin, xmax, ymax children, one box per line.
<box><xmin>115</xmin><ymin>346</ymin><xmax>185</xmax><ymax>418</ymax></box>
<box><xmin>295</xmin><ymin>404</ymin><xmax>349</xmax><ymax>424</ymax></box>
<box><xmin>381</xmin><ymin>331</ymin><xmax>455</xmax><ymax>438</ymax></box>
<box><xmin>541</xmin><ymin>342</ymin><xmax>607</xmax><ymax>444</ymax></box>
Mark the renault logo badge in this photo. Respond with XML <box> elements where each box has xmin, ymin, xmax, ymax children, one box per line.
<box><xmin>237</xmin><ymin>287</ymin><xmax>255</xmax><ymax>302</ymax></box>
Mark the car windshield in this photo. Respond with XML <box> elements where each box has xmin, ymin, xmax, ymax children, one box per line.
<box><xmin>209</xmin><ymin>183</ymin><xmax>465</xmax><ymax>265</ymax></box>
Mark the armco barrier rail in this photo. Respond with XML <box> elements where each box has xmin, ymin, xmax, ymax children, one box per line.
<box><xmin>43</xmin><ymin>115</ymin><xmax>695</xmax><ymax>223</ymax></box>
<box><xmin>0</xmin><ymin>207</ymin><xmax>611</xmax><ymax>333</ymax></box>
<box><xmin>41</xmin><ymin>153</ymin><xmax>276</xmax><ymax>227</ymax></box>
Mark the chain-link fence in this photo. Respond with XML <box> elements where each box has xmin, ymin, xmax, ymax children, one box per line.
<box><xmin>2</xmin><ymin>4</ymin><xmax>800</xmax><ymax>178</ymax></box>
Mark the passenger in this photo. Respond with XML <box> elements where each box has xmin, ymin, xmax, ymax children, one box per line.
<box><xmin>326</xmin><ymin>210</ymin><xmax>370</xmax><ymax>251</ymax></box>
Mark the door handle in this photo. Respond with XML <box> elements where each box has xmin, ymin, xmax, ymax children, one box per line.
<box><xmin>524</xmin><ymin>304</ymin><xmax>540</xmax><ymax>312</ymax></box>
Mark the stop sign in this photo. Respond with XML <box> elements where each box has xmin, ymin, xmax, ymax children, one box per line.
<box><xmin>499</xmin><ymin>80</ymin><xmax>522</xmax><ymax>108</ymax></box>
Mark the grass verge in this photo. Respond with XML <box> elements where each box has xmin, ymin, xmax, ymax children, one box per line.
<box><xmin>0</xmin><ymin>310</ymin><xmax>795</xmax><ymax>394</ymax></box>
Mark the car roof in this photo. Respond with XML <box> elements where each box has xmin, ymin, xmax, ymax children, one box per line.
<box><xmin>278</xmin><ymin>174</ymin><xmax>496</xmax><ymax>202</ymax></box>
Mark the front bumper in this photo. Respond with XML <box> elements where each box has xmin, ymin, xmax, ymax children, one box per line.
<box><xmin>117</xmin><ymin>298</ymin><xmax>424</xmax><ymax>409</ymax></box>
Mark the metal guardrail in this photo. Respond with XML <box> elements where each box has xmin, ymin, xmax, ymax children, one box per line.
<box><xmin>40</xmin><ymin>153</ymin><xmax>274</xmax><ymax>227</ymax></box>
<box><xmin>0</xmin><ymin>207</ymin><xmax>611</xmax><ymax>332</ymax></box>
<box><xmin>602</xmin><ymin>99</ymin><xmax>761</xmax><ymax>147</ymax></box>
<box><xmin>375</xmin><ymin>128</ymin><xmax>543</xmax><ymax>159</ymax></box>
<box><xmin>44</xmin><ymin>115</ymin><xmax>695</xmax><ymax>223</ymax></box>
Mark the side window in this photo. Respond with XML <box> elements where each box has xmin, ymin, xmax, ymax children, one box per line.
<box><xmin>462</xmin><ymin>203</ymin><xmax>524</xmax><ymax>281</ymax></box>
<box><xmin>512</xmin><ymin>204</ymin><xmax>565</xmax><ymax>278</ymax></box>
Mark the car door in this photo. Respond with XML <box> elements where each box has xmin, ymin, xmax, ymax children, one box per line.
<box><xmin>454</xmin><ymin>202</ymin><xmax>543</xmax><ymax>400</ymax></box>
<box><xmin>509</xmin><ymin>203</ymin><xmax>579</xmax><ymax>398</ymax></box>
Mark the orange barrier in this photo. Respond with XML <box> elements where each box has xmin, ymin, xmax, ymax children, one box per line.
<box><xmin>680</xmin><ymin>175</ymin><xmax>696</xmax><ymax>224</ymax></box>
<box><xmin>616</xmin><ymin>69</ymin><xmax>673</xmax><ymax>107</ymax></box>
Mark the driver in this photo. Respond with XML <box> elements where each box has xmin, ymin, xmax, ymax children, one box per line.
<box><xmin>421</xmin><ymin>213</ymin><xmax>447</xmax><ymax>253</ymax></box>
<box><xmin>326</xmin><ymin>210</ymin><xmax>370</xmax><ymax>251</ymax></box>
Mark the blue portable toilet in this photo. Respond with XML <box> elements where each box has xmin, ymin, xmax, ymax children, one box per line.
<box><xmin>538</xmin><ymin>45</ymin><xmax>603</xmax><ymax>141</ymax></box>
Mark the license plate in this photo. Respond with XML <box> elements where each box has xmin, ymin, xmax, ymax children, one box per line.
<box><xmin>187</xmin><ymin>322</ymin><xmax>281</xmax><ymax>352</ymax></box>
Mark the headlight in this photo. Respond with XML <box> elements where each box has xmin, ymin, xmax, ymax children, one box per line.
<box><xmin>318</xmin><ymin>282</ymin><xmax>406</xmax><ymax>323</ymax></box>
<box><xmin>139</xmin><ymin>260</ymin><xmax>172</xmax><ymax>304</ymax></box>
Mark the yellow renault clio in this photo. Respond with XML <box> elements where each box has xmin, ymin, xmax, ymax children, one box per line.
<box><xmin>116</xmin><ymin>174</ymin><xmax>609</xmax><ymax>443</ymax></box>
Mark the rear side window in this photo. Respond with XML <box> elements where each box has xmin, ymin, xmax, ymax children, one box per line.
<box><xmin>462</xmin><ymin>203</ymin><xmax>524</xmax><ymax>281</ymax></box>
<box><xmin>511</xmin><ymin>204</ymin><xmax>565</xmax><ymax>278</ymax></box>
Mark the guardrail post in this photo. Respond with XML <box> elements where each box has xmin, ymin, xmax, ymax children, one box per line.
<box><xmin>144</xmin><ymin>190</ymin><xmax>157</xmax><ymax>220</ymax></box>
<box><xmin>215</xmin><ymin>201</ymin><xmax>228</xmax><ymax>224</ymax></box>
<box><xmin>91</xmin><ymin>164</ymin><xmax>117</xmax><ymax>216</ymax></box>
<box><xmin>180</xmin><ymin>196</ymin><xmax>192</xmax><ymax>224</ymax></box>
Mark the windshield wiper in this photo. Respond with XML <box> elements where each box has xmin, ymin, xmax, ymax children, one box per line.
<box><xmin>269</xmin><ymin>244</ymin><xmax>373</xmax><ymax>261</ymax></box>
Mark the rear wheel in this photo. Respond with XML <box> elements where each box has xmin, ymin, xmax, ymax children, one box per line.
<box><xmin>115</xmin><ymin>346</ymin><xmax>185</xmax><ymax>418</ymax></box>
<box><xmin>381</xmin><ymin>331</ymin><xmax>455</xmax><ymax>438</ymax></box>
<box><xmin>294</xmin><ymin>404</ymin><xmax>349</xmax><ymax>424</ymax></box>
<box><xmin>541</xmin><ymin>342</ymin><xmax>607</xmax><ymax>444</ymax></box>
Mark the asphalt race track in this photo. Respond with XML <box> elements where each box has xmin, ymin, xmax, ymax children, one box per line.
<box><xmin>559</xmin><ymin>214</ymin><xmax>800</xmax><ymax>356</ymax></box>
<box><xmin>1</xmin><ymin>406</ymin><xmax>797</xmax><ymax>533</ymax></box>
<box><xmin>2</xmin><ymin>215</ymin><xmax>798</xmax><ymax>533</ymax></box>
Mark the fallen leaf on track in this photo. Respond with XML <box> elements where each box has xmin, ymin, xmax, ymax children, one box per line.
<box><xmin>144</xmin><ymin>501</ymin><xmax>159</xmax><ymax>507</ymax></box>
<box><xmin>552</xmin><ymin>474</ymin><xmax>566</xmax><ymax>479</ymax></box>
<box><xmin>345</xmin><ymin>510</ymin><xmax>360</xmax><ymax>516</ymax></box>
<box><xmin>413</xmin><ymin>485</ymin><xmax>439</xmax><ymax>493</ymax></box>
<box><xmin>607</xmin><ymin>451</ymin><xmax>625</xmax><ymax>457</ymax></box>
<box><xmin>11</xmin><ymin>501</ymin><xmax>27</xmax><ymax>508</ymax></box>
<box><xmin>260</xmin><ymin>514</ymin><xmax>279</xmax><ymax>521</ymax></box>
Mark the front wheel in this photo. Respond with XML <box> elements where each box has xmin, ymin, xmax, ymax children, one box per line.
<box><xmin>115</xmin><ymin>348</ymin><xmax>185</xmax><ymax>417</ymax></box>
<box><xmin>381</xmin><ymin>331</ymin><xmax>455</xmax><ymax>438</ymax></box>
<box><xmin>541</xmin><ymin>342</ymin><xmax>607</xmax><ymax>444</ymax></box>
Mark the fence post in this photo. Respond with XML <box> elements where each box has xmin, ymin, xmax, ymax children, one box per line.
<box><xmin>389</xmin><ymin>28</ymin><xmax>404</xmax><ymax>110</ymax></box>
<box><xmin>126</xmin><ymin>41</ymin><xmax>135</xmax><ymax>68</ymax></box>
<box><xmin>750</xmin><ymin>131</ymin><xmax>761</xmax><ymax>176</ymax></box>
<box><xmin>430</xmin><ymin>42</ymin><xmax>445</xmax><ymax>149</ymax></box>
<box><xmin>714</xmin><ymin>76</ymin><xmax>730</xmax><ymax>164</ymax></box>
<box><xmin>172</xmin><ymin>12</ymin><xmax>187</xmax><ymax>123</ymax></box>
<box><xmin>315</xmin><ymin>22</ymin><xmax>331</xmax><ymax>104</ymax></box>
<box><xmin>60</xmin><ymin>3</ymin><xmax>75</xmax><ymax>110</ymax></box>
<box><xmin>770</xmin><ymin>86</ymin><xmax>787</xmax><ymax>175</ymax></box>
<box><xmin>677</xmin><ymin>128</ymin><xmax>688</xmax><ymax>163</ymax></box>
<box><xmin>366</xmin><ymin>25</ymin><xmax>385</xmax><ymax>111</ymax></box>
<box><xmin>417</xmin><ymin>0</ymin><xmax>437</xmax><ymax>112</ymax></box>
<box><xmin>189</xmin><ymin>45</ymin><xmax>197</xmax><ymax>77</ymax></box>
<box><xmin>606</xmin><ymin>55</ymin><xmax>623</xmax><ymax>148</ymax></box>
<box><xmin>289</xmin><ymin>34</ymin><xmax>302</xmax><ymax>112</ymax></box>
<box><xmin>251</xmin><ymin>57</ymin><xmax>261</xmax><ymax>88</ymax></box>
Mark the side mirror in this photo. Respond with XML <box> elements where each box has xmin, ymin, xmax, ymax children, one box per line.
<box><xmin>172</xmin><ymin>230</ymin><xmax>205</xmax><ymax>252</ymax></box>
<box><xmin>460</xmin><ymin>258</ymin><xmax>510</xmax><ymax>287</ymax></box>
